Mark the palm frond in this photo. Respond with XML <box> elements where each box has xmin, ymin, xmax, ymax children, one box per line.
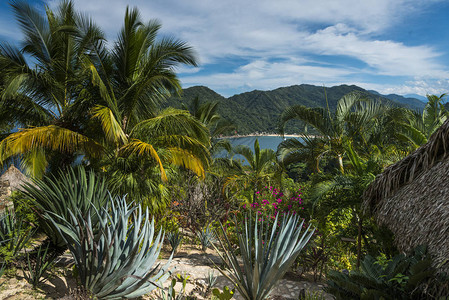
<box><xmin>11</xmin><ymin>0</ymin><xmax>51</xmax><ymax>64</ymax></box>
<box><xmin>279</xmin><ymin>105</ymin><xmax>330</xmax><ymax>136</ymax></box>
<box><xmin>233</xmin><ymin>144</ymin><xmax>255</xmax><ymax>168</ymax></box>
<box><xmin>119</xmin><ymin>139</ymin><xmax>167</xmax><ymax>182</ymax></box>
<box><xmin>335</xmin><ymin>92</ymin><xmax>365</xmax><ymax>122</ymax></box>
<box><xmin>131</xmin><ymin>108</ymin><xmax>210</xmax><ymax>146</ymax></box>
<box><xmin>0</xmin><ymin>125</ymin><xmax>104</xmax><ymax>162</ymax></box>
<box><xmin>19</xmin><ymin>149</ymin><xmax>47</xmax><ymax>178</ymax></box>
<box><xmin>167</xmin><ymin>147</ymin><xmax>206</xmax><ymax>178</ymax></box>
<box><xmin>91</xmin><ymin>105</ymin><xmax>127</xmax><ymax>145</ymax></box>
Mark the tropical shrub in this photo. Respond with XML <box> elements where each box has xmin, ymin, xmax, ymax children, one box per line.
<box><xmin>244</xmin><ymin>185</ymin><xmax>305</xmax><ymax>218</ymax></box>
<box><xmin>326</xmin><ymin>245</ymin><xmax>436</xmax><ymax>299</ymax></box>
<box><xmin>22</xmin><ymin>166</ymin><xmax>110</xmax><ymax>246</ymax></box>
<box><xmin>215</xmin><ymin>213</ymin><xmax>315</xmax><ymax>300</ymax></box>
<box><xmin>8</xmin><ymin>191</ymin><xmax>38</xmax><ymax>227</ymax></box>
<box><xmin>171</xmin><ymin>173</ymin><xmax>230</xmax><ymax>232</ymax></box>
<box><xmin>49</xmin><ymin>195</ymin><xmax>171</xmax><ymax>299</ymax></box>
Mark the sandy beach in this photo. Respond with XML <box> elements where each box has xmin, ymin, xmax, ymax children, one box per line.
<box><xmin>217</xmin><ymin>133</ymin><xmax>315</xmax><ymax>139</ymax></box>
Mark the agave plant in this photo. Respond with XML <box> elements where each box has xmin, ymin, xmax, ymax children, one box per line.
<box><xmin>215</xmin><ymin>213</ymin><xmax>315</xmax><ymax>300</ymax></box>
<box><xmin>0</xmin><ymin>209</ymin><xmax>33</xmax><ymax>262</ymax></box>
<box><xmin>167</xmin><ymin>231</ymin><xmax>183</xmax><ymax>253</ymax></box>
<box><xmin>197</xmin><ymin>223</ymin><xmax>217</xmax><ymax>251</ymax></box>
<box><xmin>23</xmin><ymin>243</ymin><xmax>56</xmax><ymax>289</ymax></box>
<box><xmin>48</xmin><ymin>195</ymin><xmax>171</xmax><ymax>299</ymax></box>
<box><xmin>22</xmin><ymin>166</ymin><xmax>110</xmax><ymax>246</ymax></box>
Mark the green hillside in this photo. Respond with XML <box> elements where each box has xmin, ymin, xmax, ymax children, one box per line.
<box><xmin>166</xmin><ymin>84</ymin><xmax>425</xmax><ymax>134</ymax></box>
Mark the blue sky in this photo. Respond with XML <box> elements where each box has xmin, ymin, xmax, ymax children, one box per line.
<box><xmin>1</xmin><ymin>0</ymin><xmax>449</xmax><ymax>98</ymax></box>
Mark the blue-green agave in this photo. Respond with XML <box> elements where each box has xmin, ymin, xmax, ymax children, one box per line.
<box><xmin>22</xmin><ymin>166</ymin><xmax>110</xmax><ymax>246</ymax></box>
<box><xmin>197</xmin><ymin>223</ymin><xmax>217</xmax><ymax>251</ymax></box>
<box><xmin>215</xmin><ymin>213</ymin><xmax>315</xmax><ymax>300</ymax></box>
<box><xmin>49</xmin><ymin>195</ymin><xmax>172</xmax><ymax>299</ymax></box>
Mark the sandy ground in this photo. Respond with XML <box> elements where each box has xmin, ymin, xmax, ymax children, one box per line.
<box><xmin>0</xmin><ymin>243</ymin><xmax>331</xmax><ymax>299</ymax></box>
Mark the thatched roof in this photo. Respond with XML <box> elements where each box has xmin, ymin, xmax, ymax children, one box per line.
<box><xmin>364</xmin><ymin>119</ymin><xmax>449</xmax><ymax>270</ymax></box>
<box><xmin>0</xmin><ymin>165</ymin><xmax>31</xmax><ymax>192</ymax></box>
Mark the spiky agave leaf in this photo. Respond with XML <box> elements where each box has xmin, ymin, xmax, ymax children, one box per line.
<box><xmin>22</xmin><ymin>166</ymin><xmax>110</xmax><ymax>246</ymax></box>
<box><xmin>48</xmin><ymin>195</ymin><xmax>172</xmax><ymax>299</ymax></box>
<box><xmin>214</xmin><ymin>213</ymin><xmax>314</xmax><ymax>300</ymax></box>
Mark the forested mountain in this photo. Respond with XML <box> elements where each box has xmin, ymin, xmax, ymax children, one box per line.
<box><xmin>166</xmin><ymin>84</ymin><xmax>425</xmax><ymax>134</ymax></box>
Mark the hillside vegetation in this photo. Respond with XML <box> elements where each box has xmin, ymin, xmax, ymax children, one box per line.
<box><xmin>166</xmin><ymin>84</ymin><xmax>425</xmax><ymax>134</ymax></box>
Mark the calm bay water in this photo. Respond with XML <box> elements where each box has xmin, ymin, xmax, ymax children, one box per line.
<box><xmin>223</xmin><ymin>135</ymin><xmax>288</xmax><ymax>151</ymax></box>
<box><xmin>216</xmin><ymin>135</ymin><xmax>303</xmax><ymax>164</ymax></box>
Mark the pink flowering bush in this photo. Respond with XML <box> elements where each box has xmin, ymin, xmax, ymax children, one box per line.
<box><xmin>242</xmin><ymin>186</ymin><xmax>305</xmax><ymax>220</ymax></box>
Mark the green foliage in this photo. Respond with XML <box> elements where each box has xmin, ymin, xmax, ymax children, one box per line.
<box><xmin>215</xmin><ymin>213</ymin><xmax>315</xmax><ymax>300</ymax></box>
<box><xmin>225</xmin><ymin>139</ymin><xmax>278</xmax><ymax>201</ymax></box>
<box><xmin>212</xmin><ymin>286</ymin><xmax>235</xmax><ymax>300</ymax></box>
<box><xmin>0</xmin><ymin>209</ymin><xmax>33</xmax><ymax>263</ymax></box>
<box><xmin>0</xmin><ymin>263</ymin><xmax>5</xmax><ymax>279</ymax></box>
<box><xmin>299</xmin><ymin>290</ymin><xmax>327</xmax><ymax>300</ymax></box>
<box><xmin>8</xmin><ymin>191</ymin><xmax>38</xmax><ymax>226</ymax></box>
<box><xmin>22</xmin><ymin>243</ymin><xmax>56</xmax><ymax>289</ymax></box>
<box><xmin>196</xmin><ymin>223</ymin><xmax>217</xmax><ymax>251</ymax></box>
<box><xmin>395</xmin><ymin>94</ymin><xmax>448</xmax><ymax>148</ymax></box>
<box><xmin>159</xmin><ymin>276</ymin><xmax>188</xmax><ymax>300</ymax></box>
<box><xmin>326</xmin><ymin>245</ymin><xmax>436</xmax><ymax>299</ymax></box>
<box><xmin>48</xmin><ymin>194</ymin><xmax>171</xmax><ymax>299</ymax></box>
<box><xmin>22</xmin><ymin>166</ymin><xmax>110</xmax><ymax>246</ymax></box>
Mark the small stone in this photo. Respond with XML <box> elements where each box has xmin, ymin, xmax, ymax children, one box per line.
<box><xmin>196</xmin><ymin>279</ymin><xmax>206</xmax><ymax>286</ymax></box>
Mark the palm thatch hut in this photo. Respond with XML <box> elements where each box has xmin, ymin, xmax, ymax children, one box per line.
<box><xmin>0</xmin><ymin>165</ymin><xmax>30</xmax><ymax>211</ymax></box>
<box><xmin>364</xmin><ymin>120</ymin><xmax>449</xmax><ymax>270</ymax></box>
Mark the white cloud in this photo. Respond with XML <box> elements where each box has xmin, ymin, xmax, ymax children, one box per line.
<box><xmin>357</xmin><ymin>79</ymin><xmax>449</xmax><ymax>97</ymax></box>
<box><xmin>303</xmin><ymin>24</ymin><xmax>446</xmax><ymax>77</ymax></box>
<box><xmin>21</xmin><ymin>0</ymin><xmax>447</xmax><ymax>97</ymax></box>
<box><xmin>180</xmin><ymin>59</ymin><xmax>355</xmax><ymax>96</ymax></box>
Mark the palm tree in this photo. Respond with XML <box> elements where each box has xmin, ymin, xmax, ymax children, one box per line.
<box><xmin>394</xmin><ymin>94</ymin><xmax>448</xmax><ymax>148</ymax></box>
<box><xmin>226</xmin><ymin>139</ymin><xmax>277</xmax><ymax>202</ymax></box>
<box><xmin>311</xmin><ymin>142</ymin><xmax>381</xmax><ymax>268</ymax></box>
<box><xmin>186</xmin><ymin>96</ymin><xmax>235</xmax><ymax>138</ymax></box>
<box><xmin>83</xmin><ymin>7</ymin><xmax>210</xmax><ymax>208</ymax></box>
<box><xmin>0</xmin><ymin>0</ymin><xmax>103</xmax><ymax>176</ymax></box>
<box><xmin>278</xmin><ymin>92</ymin><xmax>387</xmax><ymax>174</ymax></box>
<box><xmin>0</xmin><ymin>2</ymin><xmax>210</xmax><ymax>191</ymax></box>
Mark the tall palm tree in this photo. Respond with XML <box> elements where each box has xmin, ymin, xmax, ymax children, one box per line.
<box><xmin>0</xmin><ymin>2</ymin><xmax>210</xmax><ymax>191</ymax></box>
<box><xmin>82</xmin><ymin>6</ymin><xmax>210</xmax><ymax>208</ymax></box>
<box><xmin>278</xmin><ymin>92</ymin><xmax>387</xmax><ymax>174</ymax></box>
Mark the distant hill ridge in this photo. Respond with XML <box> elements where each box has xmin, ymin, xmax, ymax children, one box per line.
<box><xmin>166</xmin><ymin>84</ymin><xmax>425</xmax><ymax>134</ymax></box>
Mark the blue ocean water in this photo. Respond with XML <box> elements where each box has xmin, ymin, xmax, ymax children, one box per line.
<box><xmin>224</xmin><ymin>135</ymin><xmax>288</xmax><ymax>151</ymax></box>
<box><xmin>216</xmin><ymin>136</ymin><xmax>302</xmax><ymax>164</ymax></box>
